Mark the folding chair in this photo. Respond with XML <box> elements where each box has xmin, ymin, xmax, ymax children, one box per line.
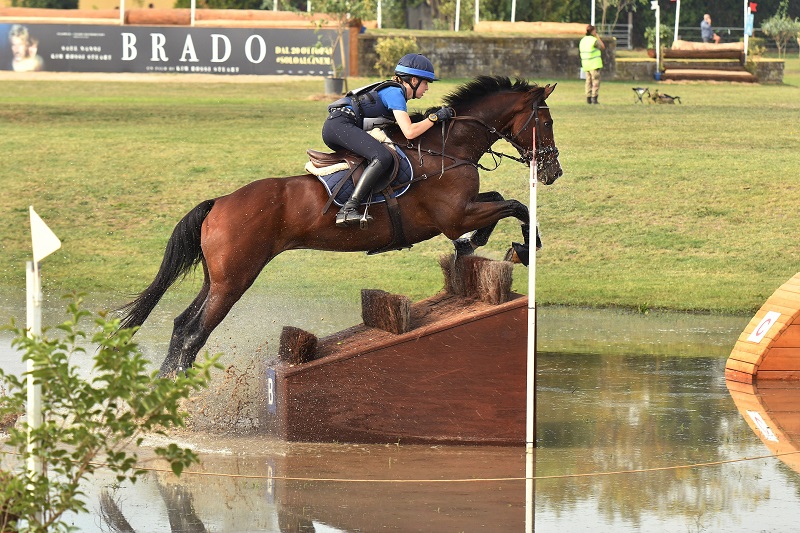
<box><xmin>632</xmin><ymin>87</ymin><xmax>650</xmax><ymax>103</ymax></box>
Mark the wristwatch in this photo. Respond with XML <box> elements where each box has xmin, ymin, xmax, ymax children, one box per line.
<box><xmin>428</xmin><ymin>113</ymin><xmax>439</xmax><ymax>122</ymax></box>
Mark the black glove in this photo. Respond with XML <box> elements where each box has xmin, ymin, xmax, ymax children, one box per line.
<box><xmin>428</xmin><ymin>106</ymin><xmax>455</xmax><ymax>123</ymax></box>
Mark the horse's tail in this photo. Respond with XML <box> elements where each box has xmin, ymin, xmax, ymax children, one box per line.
<box><xmin>117</xmin><ymin>199</ymin><xmax>215</xmax><ymax>331</ymax></box>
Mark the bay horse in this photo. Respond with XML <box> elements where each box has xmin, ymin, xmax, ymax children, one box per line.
<box><xmin>119</xmin><ymin>76</ymin><xmax>562</xmax><ymax>376</ymax></box>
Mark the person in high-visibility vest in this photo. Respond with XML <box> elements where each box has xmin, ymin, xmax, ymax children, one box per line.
<box><xmin>579</xmin><ymin>25</ymin><xmax>606</xmax><ymax>105</ymax></box>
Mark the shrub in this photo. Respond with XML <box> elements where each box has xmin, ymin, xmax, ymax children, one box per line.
<box><xmin>761</xmin><ymin>0</ymin><xmax>800</xmax><ymax>58</ymax></box>
<box><xmin>374</xmin><ymin>37</ymin><xmax>418</xmax><ymax>78</ymax></box>
<box><xmin>0</xmin><ymin>295</ymin><xmax>221</xmax><ymax>533</ymax></box>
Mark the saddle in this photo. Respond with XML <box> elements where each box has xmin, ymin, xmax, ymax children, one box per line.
<box><xmin>305</xmin><ymin>130</ymin><xmax>411</xmax><ymax>255</ymax></box>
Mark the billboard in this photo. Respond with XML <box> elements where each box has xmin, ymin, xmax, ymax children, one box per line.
<box><xmin>0</xmin><ymin>23</ymin><xmax>343</xmax><ymax>76</ymax></box>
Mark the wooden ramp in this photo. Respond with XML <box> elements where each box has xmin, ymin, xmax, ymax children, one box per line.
<box><xmin>726</xmin><ymin>380</ymin><xmax>800</xmax><ymax>473</ymax></box>
<box><xmin>265</xmin><ymin>256</ymin><xmax>529</xmax><ymax>445</ymax></box>
<box><xmin>725</xmin><ymin>273</ymin><xmax>800</xmax><ymax>383</ymax></box>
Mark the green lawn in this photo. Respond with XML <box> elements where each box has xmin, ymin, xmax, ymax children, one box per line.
<box><xmin>1</xmin><ymin>57</ymin><xmax>799</xmax><ymax>314</ymax></box>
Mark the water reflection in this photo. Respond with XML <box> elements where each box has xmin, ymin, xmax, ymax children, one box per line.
<box><xmin>4</xmin><ymin>293</ymin><xmax>800</xmax><ymax>531</ymax></box>
<box><xmin>56</xmin><ymin>351</ymin><xmax>800</xmax><ymax>532</ymax></box>
<box><xmin>727</xmin><ymin>381</ymin><xmax>800</xmax><ymax>475</ymax></box>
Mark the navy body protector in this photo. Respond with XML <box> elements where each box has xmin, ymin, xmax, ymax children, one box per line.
<box><xmin>328</xmin><ymin>80</ymin><xmax>405</xmax><ymax>130</ymax></box>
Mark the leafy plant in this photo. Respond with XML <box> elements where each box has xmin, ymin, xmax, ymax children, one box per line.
<box><xmin>0</xmin><ymin>295</ymin><xmax>221</xmax><ymax>533</ymax></box>
<box><xmin>761</xmin><ymin>0</ymin><xmax>800</xmax><ymax>58</ymax></box>
<box><xmin>373</xmin><ymin>36</ymin><xmax>418</xmax><ymax>78</ymax></box>
<box><xmin>644</xmin><ymin>23</ymin><xmax>670</xmax><ymax>50</ymax></box>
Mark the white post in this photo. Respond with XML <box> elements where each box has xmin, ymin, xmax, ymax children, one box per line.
<box><xmin>190</xmin><ymin>0</ymin><xmax>196</xmax><ymax>27</ymax></box>
<box><xmin>475</xmin><ymin>0</ymin><xmax>479</xmax><ymax>27</ymax></box>
<box><xmin>744</xmin><ymin>2</ymin><xmax>751</xmax><ymax>63</ymax></box>
<box><xmin>673</xmin><ymin>0</ymin><xmax>680</xmax><ymax>45</ymax></box>
<box><xmin>273</xmin><ymin>0</ymin><xmax>278</xmax><ymax>11</ymax></box>
<box><xmin>524</xmin><ymin>118</ymin><xmax>538</xmax><ymax>533</ymax></box>
<box><xmin>377</xmin><ymin>0</ymin><xmax>382</xmax><ymax>29</ymax></box>
<box><xmin>119</xmin><ymin>0</ymin><xmax>125</xmax><ymax>25</ymax></box>
<box><xmin>455</xmin><ymin>0</ymin><xmax>461</xmax><ymax>31</ymax></box>
<box><xmin>651</xmin><ymin>1</ymin><xmax>660</xmax><ymax>76</ymax></box>
<box><xmin>511</xmin><ymin>0</ymin><xmax>516</xmax><ymax>23</ymax></box>
<box><xmin>526</xmin><ymin>130</ymin><xmax>537</xmax><ymax>450</ymax></box>
<box><xmin>590</xmin><ymin>0</ymin><xmax>595</xmax><ymax>26</ymax></box>
<box><xmin>26</xmin><ymin>206</ymin><xmax>61</xmax><ymax>487</ymax></box>
<box><xmin>26</xmin><ymin>261</ymin><xmax>42</xmax><ymax>482</ymax></box>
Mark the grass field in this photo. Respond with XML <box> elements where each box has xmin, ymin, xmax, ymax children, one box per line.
<box><xmin>1</xmin><ymin>56</ymin><xmax>799</xmax><ymax>315</ymax></box>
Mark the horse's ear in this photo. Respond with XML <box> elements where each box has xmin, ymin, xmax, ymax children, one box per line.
<box><xmin>543</xmin><ymin>83</ymin><xmax>557</xmax><ymax>100</ymax></box>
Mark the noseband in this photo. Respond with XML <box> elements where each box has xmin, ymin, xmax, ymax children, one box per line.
<box><xmin>452</xmin><ymin>99</ymin><xmax>559</xmax><ymax>171</ymax></box>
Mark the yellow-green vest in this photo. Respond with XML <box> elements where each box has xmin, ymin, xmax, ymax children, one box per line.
<box><xmin>579</xmin><ymin>35</ymin><xmax>603</xmax><ymax>71</ymax></box>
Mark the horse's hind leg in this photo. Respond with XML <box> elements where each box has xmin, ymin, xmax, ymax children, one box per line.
<box><xmin>161</xmin><ymin>265</ymin><xmax>211</xmax><ymax>375</ymax></box>
<box><xmin>162</xmin><ymin>256</ymin><xmax>270</xmax><ymax>376</ymax></box>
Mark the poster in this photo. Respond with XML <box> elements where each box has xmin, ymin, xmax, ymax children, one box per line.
<box><xmin>0</xmin><ymin>23</ymin><xmax>343</xmax><ymax>76</ymax></box>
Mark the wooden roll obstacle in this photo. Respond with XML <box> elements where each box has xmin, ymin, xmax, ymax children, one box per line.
<box><xmin>265</xmin><ymin>255</ymin><xmax>530</xmax><ymax>445</ymax></box>
<box><xmin>661</xmin><ymin>40</ymin><xmax>757</xmax><ymax>83</ymax></box>
<box><xmin>725</xmin><ymin>273</ymin><xmax>800</xmax><ymax>384</ymax></box>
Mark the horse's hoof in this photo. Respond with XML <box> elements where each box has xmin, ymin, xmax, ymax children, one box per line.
<box><xmin>453</xmin><ymin>238</ymin><xmax>474</xmax><ymax>258</ymax></box>
<box><xmin>506</xmin><ymin>242</ymin><xmax>529</xmax><ymax>266</ymax></box>
<box><xmin>504</xmin><ymin>247</ymin><xmax>518</xmax><ymax>263</ymax></box>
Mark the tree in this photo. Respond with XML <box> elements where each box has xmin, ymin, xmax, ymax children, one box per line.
<box><xmin>312</xmin><ymin>0</ymin><xmax>375</xmax><ymax>81</ymax></box>
<box><xmin>761</xmin><ymin>0</ymin><xmax>800</xmax><ymax>58</ymax></box>
<box><xmin>0</xmin><ymin>295</ymin><xmax>221</xmax><ymax>533</ymax></box>
<box><xmin>10</xmin><ymin>0</ymin><xmax>78</xmax><ymax>8</ymax></box>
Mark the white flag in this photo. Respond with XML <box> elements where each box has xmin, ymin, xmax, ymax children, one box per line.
<box><xmin>30</xmin><ymin>206</ymin><xmax>61</xmax><ymax>263</ymax></box>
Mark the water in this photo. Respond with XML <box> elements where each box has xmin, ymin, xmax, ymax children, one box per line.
<box><xmin>4</xmin><ymin>291</ymin><xmax>800</xmax><ymax>532</ymax></box>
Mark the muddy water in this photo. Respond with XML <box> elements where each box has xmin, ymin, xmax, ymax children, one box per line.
<box><xmin>4</xmin><ymin>291</ymin><xmax>800</xmax><ymax>532</ymax></box>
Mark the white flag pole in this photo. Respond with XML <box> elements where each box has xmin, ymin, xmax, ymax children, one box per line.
<box><xmin>26</xmin><ymin>260</ymin><xmax>42</xmax><ymax>481</ymax></box>
<box><xmin>26</xmin><ymin>207</ymin><xmax>61</xmax><ymax>484</ymax></box>
<box><xmin>673</xmin><ymin>0</ymin><xmax>681</xmax><ymax>45</ymax></box>
<box><xmin>524</xmin><ymin>120</ymin><xmax>538</xmax><ymax>533</ymax></box>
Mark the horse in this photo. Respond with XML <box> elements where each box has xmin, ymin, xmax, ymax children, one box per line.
<box><xmin>118</xmin><ymin>76</ymin><xmax>562</xmax><ymax>376</ymax></box>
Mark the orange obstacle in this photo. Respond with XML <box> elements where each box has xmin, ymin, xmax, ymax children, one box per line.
<box><xmin>725</xmin><ymin>273</ymin><xmax>800</xmax><ymax>383</ymax></box>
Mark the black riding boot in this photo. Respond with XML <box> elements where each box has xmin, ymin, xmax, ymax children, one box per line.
<box><xmin>335</xmin><ymin>159</ymin><xmax>384</xmax><ymax>228</ymax></box>
<box><xmin>586</xmin><ymin>96</ymin><xmax>592</xmax><ymax>104</ymax></box>
<box><xmin>592</xmin><ymin>96</ymin><xmax>599</xmax><ymax>104</ymax></box>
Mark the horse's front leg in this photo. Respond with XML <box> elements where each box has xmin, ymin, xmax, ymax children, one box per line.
<box><xmin>444</xmin><ymin>197</ymin><xmax>528</xmax><ymax>241</ymax></box>
<box><xmin>452</xmin><ymin>191</ymin><xmax>512</xmax><ymax>258</ymax></box>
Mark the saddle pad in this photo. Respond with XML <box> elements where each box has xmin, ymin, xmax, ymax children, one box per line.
<box><xmin>316</xmin><ymin>146</ymin><xmax>414</xmax><ymax>207</ymax></box>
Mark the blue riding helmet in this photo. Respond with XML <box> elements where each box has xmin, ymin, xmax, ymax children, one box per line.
<box><xmin>395</xmin><ymin>54</ymin><xmax>439</xmax><ymax>82</ymax></box>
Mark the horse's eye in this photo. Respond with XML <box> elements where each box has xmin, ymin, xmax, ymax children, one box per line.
<box><xmin>544</xmin><ymin>121</ymin><xmax>553</xmax><ymax>128</ymax></box>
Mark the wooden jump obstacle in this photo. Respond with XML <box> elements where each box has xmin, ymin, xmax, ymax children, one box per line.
<box><xmin>727</xmin><ymin>380</ymin><xmax>800</xmax><ymax>474</ymax></box>
<box><xmin>725</xmin><ymin>273</ymin><xmax>800</xmax><ymax>384</ymax></box>
<box><xmin>265</xmin><ymin>255</ymin><xmax>529</xmax><ymax>445</ymax></box>
<box><xmin>661</xmin><ymin>40</ymin><xmax>757</xmax><ymax>83</ymax></box>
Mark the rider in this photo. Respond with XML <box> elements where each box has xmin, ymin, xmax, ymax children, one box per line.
<box><xmin>323</xmin><ymin>53</ymin><xmax>455</xmax><ymax>228</ymax></box>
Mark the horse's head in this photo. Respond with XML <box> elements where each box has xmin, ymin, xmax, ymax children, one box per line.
<box><xmin>506</xmin><ymin>83</ymin><xmax>562</xmax><ymax>185</ymax></box>
<box><xmin>442</xmin><ymin>77</ymin><xmax>563</xmax><ymax>185</ymax></box>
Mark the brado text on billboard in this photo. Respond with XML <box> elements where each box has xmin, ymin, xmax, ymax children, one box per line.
<box><xmin>0</xmin><ymin>23</ymin><xmax>343</xmax><ymax>76</ymax></box>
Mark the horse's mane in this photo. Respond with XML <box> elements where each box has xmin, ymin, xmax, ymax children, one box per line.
<box><xmin>442</xmin><ymin>76</ymin><xmax>537</xmax><ymax>110</ymax></box>
<box><xmin>404</xmin><ymin>76</ymin><xmax>539</xmax><ymax>130</ymax></box>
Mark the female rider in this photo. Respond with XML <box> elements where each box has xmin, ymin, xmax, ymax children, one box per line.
<box><xmin>323</xmin><ymin>53</ymin><xmax>454</xmax><ymax>227</ymax></box>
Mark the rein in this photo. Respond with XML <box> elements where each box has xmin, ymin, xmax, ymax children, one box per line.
<box><xmin>405</xmin><ymin>98</ymin><xmax>555</xmax><ymax>179</ymax></box>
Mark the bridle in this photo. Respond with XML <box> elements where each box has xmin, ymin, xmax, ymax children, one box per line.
<box><xmin>405</xmin><ymin>95</ymin><xmax>558</xmax><ymax>178</ymax></box>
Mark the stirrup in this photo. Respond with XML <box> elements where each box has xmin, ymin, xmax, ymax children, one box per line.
<box><xmin>336</xmin><ymin>208</ymin><xmax>372</xmax><ymax>228</ymax></box>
